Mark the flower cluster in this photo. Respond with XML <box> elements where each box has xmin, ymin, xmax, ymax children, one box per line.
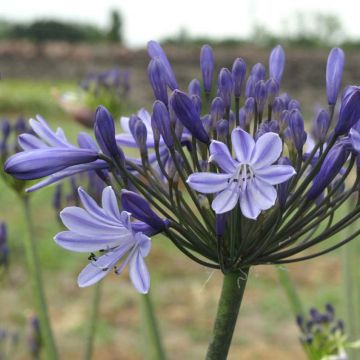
<box><xmin>297</xmin><ymin>305</ymin><xmax>359</xmax><ymax>360</ymax></box>
<box><xmin>5</xmin><ymin>41</ymin><xmax>360</xmax><ymax>292</ymax></box>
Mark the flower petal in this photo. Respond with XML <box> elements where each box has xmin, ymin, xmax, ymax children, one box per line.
<box><xmin>102</xmin><ymin>186</ymin><xmax>121</xmax><ymax>221</ymax></box>
<box><xmin>187</xmin><ymin>172</ymin><xmax>231</xmax><ymax>193</ymax></box>
<box><xmin>211</xmin><ymin>183</ymin><xmax>240</xmax><ymax>214</ymax></box>
<box><xmin>60</xmin><ymin>207</ymin><xmax>129</xmax><ymax>239</ymax></box>
<box><xmin>255</xmin><ymin>165</ymin><xmax>296</xmax><ymax>185</ymax></box>
<box><xmin>120</xmin><ymin>116</ymin><xmax>131</xmax><ymax>134</ymax></box>
<box><xmin>209</xmin><ymin>140</ymin><xmax>237</xmax><ymax>173</ymax></box>
<box><xmin>129</xmin><ymin>250</ymin><xmax>150</xmax><ymax>294</ymax></box>
<box><xmin>239</xmin><ymin>187</ymin><xmax>262</xmax><ymax>219</ymax></box>
<box><xmin>231</xmin><ymin>127</ymin><xmax>255</xmax><ymax>163</ymax></box>
<box><xmin>248</xmin><ymin>178</ymin><xmax>277</xmax><ymax>210</ymax></box>
<box><xmin>54</xmin><ymin>231</ymin><xmax>131</xmax><ymax>252</ymax></box>
<box><xmin>250</xmin><ymin>132</ymin><xmax>282</xmax><ymax>168</ymax></box>
<box><xmin>18</xmin><ymin>134</ymin><xmax>48</xmax><ymax>150</ymax></box>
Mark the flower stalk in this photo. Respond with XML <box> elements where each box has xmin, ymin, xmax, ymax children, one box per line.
<box><xmin>206</xmin><ymin>269</ymin><xmax>249</xmax><ymax>360</ymax></box>
<box><xmin>21</xmin><ymin>195</ymin><xmax>58</xmax><ymax>360</ymax></box>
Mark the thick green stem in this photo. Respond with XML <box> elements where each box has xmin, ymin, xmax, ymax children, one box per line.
<box><xmin>276</xmin><ymin>266</ymin><xmax>304</xmax><ymax>318</ymax></box>
<box><xmin>21</xmin><ymin>196</ymin><xmax>58</xmax><ymax>359</ymax></box>
<box><xmin>206</xmin><ymin>269</ymin><xmax>249</xmax><ymax>360</ymax></box>
<box><xmin>83</xmin><ymin>281</ymin><xmax>102</xmax><ymax>360</ymax></box>
<box><xmin>140</xmin><ymin>292</ymin><xmax>166</xmax><ymax>360</ymax></box>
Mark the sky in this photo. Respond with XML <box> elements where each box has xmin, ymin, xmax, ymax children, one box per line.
<box><xmin>1</xmin><ymin>0</ymin><xmax>359</xmax><ymax>47</ymax></box>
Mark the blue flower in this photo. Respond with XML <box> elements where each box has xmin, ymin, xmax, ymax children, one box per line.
<box><xmin>187</xmin><ymin>128</ymin><xmax>295</xmax><ymax>219</ymax></box>
<box><xmin>55</xmin><ymin>186</ymin><xmax>152</xmax><ymax>294</ymax></box>
<box><xmin>4</xmin><ymin>115</ymin><xmax>103</xmax><ymax>183</ymax></box>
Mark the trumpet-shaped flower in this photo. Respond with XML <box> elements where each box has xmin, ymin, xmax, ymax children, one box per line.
<box><xmin>187</xmin><ymin>128</ymin><xmax>296</xmax><ymax>219</ymax></box>
<box><xmin>54</xmin><ymin>186</ymin><xmax>152</xmax><ymax>293</ymax></box>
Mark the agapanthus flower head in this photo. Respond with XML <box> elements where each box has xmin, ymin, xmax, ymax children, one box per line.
<box><xmin>187</xmin><ymin>127</ymin><xmax>295</xmax><ymax>219</ymax></box>
<box><xmin>55</xmin><ymin>186</ymin><xmax>156</xmax><ymax>293</ymax></box>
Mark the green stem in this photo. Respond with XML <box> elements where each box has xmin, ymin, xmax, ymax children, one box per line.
<box><xmin>276</xmin><ymin>266</ymin><xmax>304</xmax><ymax>318</ymax></box>
<box><xmin>83</xmin><ymin>281</ymin><xmax>102</xmax><ymax>360</ymax></box>
<box><xmin>206</xmin><ymin>269</ymin><xmax>249</xmax><ymax>360</ymax></box>
<box><xmin>140</xmin><ymin>292</ymin><xmax>166</xmax><ymax>360</ymax></box>
<box><xmin>21</xmin><ymin>195</ymin><xmax>58</xmax><ymax>359</ymax></box>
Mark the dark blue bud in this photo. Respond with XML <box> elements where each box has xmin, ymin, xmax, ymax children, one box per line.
<box><xmin>191</xmin><ymin>95</ymin><xmax>202</xmax><ymax>117</ymax></box>
<box><xmin>277</xmin><ymin>157</ymin><xmax>292</xmax><ymax>208</ymax></box>
<box><xmin>245</xmin><ymin>75</ymin><xmax>256</xmax><ymax>98</ymax></box>
<box><xmin>232</xmin><ymin>58</ymin><xmax>247</xmax><ymax>98</ymax></box>
<box><xmin>94</xmin><ymin>106</ymin><xmax>125</xmax><ymax>166</ymax></box>
<box><xmin>15</xmin><ymin>116</ymin><xmax>27</xmax><ymax>134</ymax></box>
<box><xmin>218</xmin><ymin>68</ymin><xmax>233</xmax><ymax>109</ymax></box>
<box><xmin>269</xmin><ymin>45</ymin><xmax>285</xmax><ymax>84</ymax></box>
<box><xmin>121</xmin><ymin>189</ymin><xmax>167</xmax><ymax>230</ymax></box>
<box><xmin>272</xmin><ymin>97</ymin><xmax>285</xmax><ymax>119</ymax></box>
<box><xmin>170</xmin><ymin>90</ymin><xmax>210</xmax><ymax>144</ymax></box>
<box><xmin>147</xmin><ymin>40</ymin><xmax>178</xmax><ymax>90</ymax></box>
<box><xmin>326</xmin><ymin>48</ymin><xmax>345</xmax><ymax>105</ymax></box>
<box><xmin>296</xmin><ymin>314</ymin><xmax>304</xmax><ymax>330</ymax></box>
<box><xmin>53</xmin><ymin>184</ymin><xmax>63</xmax><ymax>211</ymax></box>
<box><xmin>312</xmin><ymin>109</ymin><xmax>330</xmax><ymax>143</ymax></box>
<box><xmin>266</xmin><ymin>78</ymin><xmax>280</xmax><ymax>103</ymax></box>
<box><xmin>280</xmin><ymin>110</ymin><xmax>290</xmax><ymax>129</ymax></box>
<box><xmin>188</xmin><ymin>79</ymin><xmax>201</xmax><ymax>97</ymax></box>
<box><xmin>211</xmin><ymin>97</ymin><xmax>225</xmax><ymax>125</ymax></box>
<box><xmin>335</xmin><ymin>86</ymin><xmax>360</xmax><ymax>136</ymax></box>
<box><xmin>254</xmin><ymin>80</ymin><xmax>267</xmax><ymax>113</ymax></box>
<box><xmin>200</xmin><ymin>44</ymin><xmax>215</xmax><ymax>93</ymax></box>
<box><xmin>1</xmin><ymin>119</ymin><xmax>11</xmax><ymax>139</ymax></box>
<box><xmin>244</xmin><ymin>97</ymin><xmax>255</xmax><ymax>122</ymax></box>
<box><xmin>0</xmin><ymin>222</ymin><xmax>9</xmax><ymax>269</ymax></box>
<box><xmin>27</xmin><ymin>315</ymin><xmax>41</xmax><ymax>358</ymax></box>
<box><xmin>216</xmin><ymin>119</ymin><xmax>229</xmax><ymax>141</ymax></box>
<box><xmin>288</xmin><ymin>99</ymin><xmax>301</xmax><ymax>111</ymax></box>
<box><xmin>279</xmin><ymin>92</ymin><xmax>291</xmax><ymax>109</ymax></box>
<box><xmin>129</xmin><ymin>116</ymin><xmax>148</xmax><ymax>154</ymax></box>
<box><xmin>255</xmin><ymin>120</ymin><xmax>279</xmax><ymax>140</ymax></box>
<box><xmin>251</xmin><ymin>63</ymin><xmax>266</xmax><ymax>82</ymax></box>
<box><xmin>216</xmin><ymin>213</ymin><xmax>229</xmax><ymax>236</ymax></box>
<box><xmin>152</xmin><ymin>100</ymin><xmax>173</xmax><ymax>149</ymax></box>
<box><xmin>308</xmin><ymin>143</ymin><xmax>349</xmax><ymax>200</ymax></box>
<box><xmin>239</xmin><ymin>108</ymin><xmax>246</xmax><ymax>129</ymax></box>
<box><xmin>147</xmin><ymin>58</ymin><xmax>168</xmax><ymax>104</ymax></box>
<box><xmin>288</xmin><ymin>109</ymin><xmax>307</xmax><ymax>152</ymax></box>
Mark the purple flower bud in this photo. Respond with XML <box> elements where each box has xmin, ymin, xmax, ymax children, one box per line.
<box><xmin>188</xmin><ymin>79</ymin><xmax>201</xmax><ymax>97</ymax></box>
<box><xmin>152</xmin><ymin>101</ymin><xmax>173</xmax><ymax>149</ymax></box>
<box><xmin>202</xmin><ymin>115</ymin><xmax>212</xmax><ymax>135</ymax></box>
<box><xmin>27</xmin><ymin>315</ymin><xmax>41</xmax><ymax>358</ymax></box>
<box><xmin>269</xmin><ymin>45</ymin><xmax>285</xmax><ymax>84</ymax></box>
<box><xmin>287</xmin><ymin>109</ymin><xmax>307</xmax><ymax>152</ymax></box>
<box><xmin>326</xmin><ymin>48</ymin><xmax>345</xmax><ymax>105</ymax></box>
<box><xmin>147</xmin><ymin>40</ymin><xmax>178</xmax><ymax>90</ymax></box>
<box><xmin>147</xmin><ymin>58</ymin><xmax>168</xmax><ymax>104</ymax></box>
<box><xmin>218</xmin><ymin>68</ymin><xmax>233</xmax><ymax>109</ymax></box>
<box><xmin>216</xmin><ymin>119</ymin><xmax>229</xmax><ymax>141</ymax></box>
<box><xmin>216</xmin><ymin>213</ymin><xmax>229</xmax><ymax>236</ymax></box>
<box><xmin>279</xmin><ymin>92</ymin><xmax>291</xmax><ymax>109</ymax></box>
<box><xmin>308</xmin><ymin>143</ymin><xmax>349</xmax><ymax>200</ymax></box>
<box><xmin>1</xmin><ymin>119</ymin><xmax>11</xmax><ymax>139</ymax></box>
<box><xmin>170</xmin><ymin>90</ymin><xmax>210</xmax><ymax>144</ymax></box>
<box><xmin>266</xmin><ymin>78</ymin><xmax>280</xmax><ymax>103</ymax></box>
<box><xmin>191</xmin><ymin>95</ymin><xmax>202</xmax><ymax>117</ymax></box>
<box><xmin>245</xmin><ymin>75</ymin><xmax>256</xmax><ymax>98</ymax></box>
<box><xmin>251</xmin><ymin>63</ymin><xmax>266</xmax><ymax>82</ymax></box>
<box><xmin>210</xmin><ymin>97</ymin><xmax>225</xmax><ymax>125</ymax></box>
<box><xmin>277</xmin><ymin>156</ymin><xmax>292</xmax><ymax>208</ymax></box>
<box><xmin>288</xmin><ymin>99</ymin><xmax>301</xmax><ymax>111</ymax></box>
<box><xmin>254</xmin><ymin>80</ymin><xmax>267</xmax><ymax>113</ymax></box>
<box><xmin>121</xmin><ymin>189</ymin><xmax>167</xmax><ymax>230</ymax></box>
<box><xmin>200</xmin><ymin>44</ymin><xmax>215</xmax><ymax>93</ymax></box>
<box><xmin>335</xmin><ymin>86</ymin><xmax>360</xmax><ymax>136</ymax></box>
<box><xmin>239</xmin><ymin>108</ymin><xmax>246</xmax><ymax>129</ymax></box>
<box><xmin>94</xmin><ymin>106</ymin><xmax>125</xmax><ymax>166</ymax></box>
<box><xmin>129</xmin><ymin>115</ymin><xmax>148</xmax><ymax>154</ymax></box>
<box><xmin>53</xmin><ymin>184</ymin><xmax>63</xmax><ymax>211</ymax></box>
<box><xmin>312</xmin><ymin>109</ymin><xmax>330</xmax><ymax>143</ymax></box>
<box><xmin>232</xmin><ymin>58</ymin><xmax>247</xmax><ymax>98</ymax></box>
<box><xmin>0</xmin><ymin>222</ymin><xmax>9</xmax><ymax>269</ymax></box>
<box><xmin>14</xmin><ymin>117</ymin><xmax>27</xmax><ymax>134</ymax></box>
<box><xmin>272</xmin><ymin>97</ymin><xmax>285</xmax><ymax>119</ymax></box>
<box><xmin>244</xmin><ymin>97</ymin><xmax>255</xmax><ymax>123</ymax></box>
<box><xmin>255</xmin><ymin>120</ymin><xmax>279</xmax><ymax>140</ymax></box>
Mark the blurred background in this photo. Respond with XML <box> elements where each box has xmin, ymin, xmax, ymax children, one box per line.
<box><xmin>1</xmin><ymin>1</ymin><xmax>360</xmax><ymax>359</ymax></box>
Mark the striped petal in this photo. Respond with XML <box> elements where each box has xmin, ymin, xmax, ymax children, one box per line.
<box><xmin>187</xmin><ymin>172</ymin><xmax>231</xmax><ymax>193</ymax></box>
